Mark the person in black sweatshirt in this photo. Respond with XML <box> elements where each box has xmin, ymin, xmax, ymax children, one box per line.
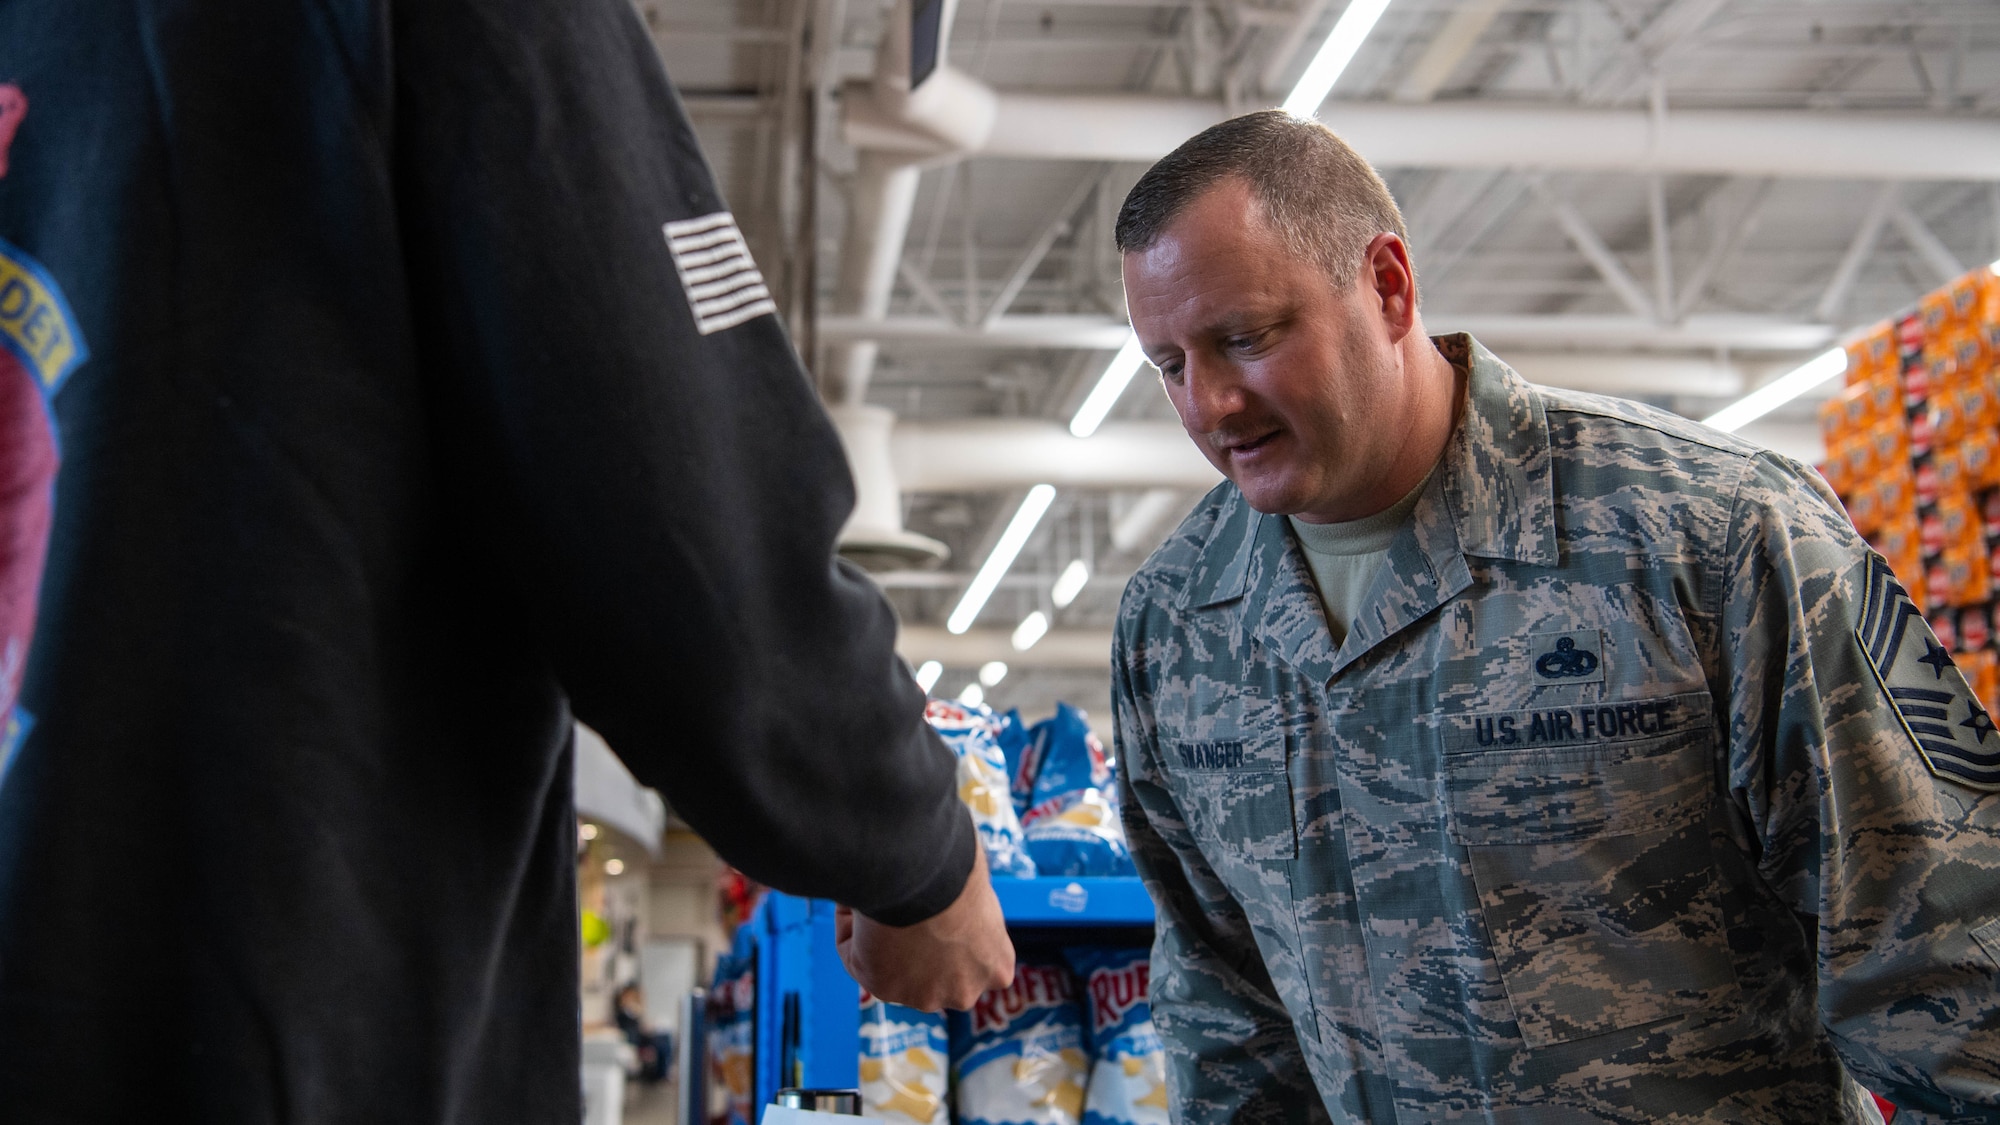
<box><xmin>0</xmin><ymin>1</ymin><xmax>1011</xmax><ymax>1120</ymax></box>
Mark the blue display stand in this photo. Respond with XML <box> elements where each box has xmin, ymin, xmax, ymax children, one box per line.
<box><xmin>992</xmin><ymin>876</ymin><xmax>1155</xmax><ymax>925</ymax></box>
<box><xmin>741</xmin><ymin>876</ymin><xmax>1154</xmax><ymax>1110</ymax></box>
<box><xmin>746</xmin><ymin>894</ymin><xmax>860</xmax><ymax>1108</ymax></box>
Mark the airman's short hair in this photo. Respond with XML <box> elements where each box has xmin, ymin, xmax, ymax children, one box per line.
<box><xmin>1115</xmin><ymin>110</ymin><xmax>1410</xmax><ymax>291</ymax></box>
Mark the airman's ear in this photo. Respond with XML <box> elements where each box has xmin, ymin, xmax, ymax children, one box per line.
<box><xmin>1361</xmin><ymin>233</ymin><xmax>1419</xmax><ymax>343</ymax></box>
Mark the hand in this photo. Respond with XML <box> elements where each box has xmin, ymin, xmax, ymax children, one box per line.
<box><xmin>836</xmin><ymin>844</ymin><xmax>1014</xmax><ymax>1011</ymax></box>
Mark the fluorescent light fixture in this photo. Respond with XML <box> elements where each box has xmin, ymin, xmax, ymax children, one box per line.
<box><xmin>958</xmin><ymin>682</ymin><xmax>985</xmax><ymax>707</ymax></box>
<box><xmin>1280</xmin><ymin>0</ymin><xmax>1397</xmax><ymax>116</ymax></box>
<box><xmin>979</xmin><ymin>661</ymin><xmax>1009</xmax><ymax>687</ymax></box>
<box><xmin>1702</xmin><ymin>348</ymin><xmax>1847</xmax><ymax>433</ymax></box>
<box><xmin>947</xmin><ymin>484</ymin><xmax>1058</xmax><ymax>633</ymax></box>
<box><xmin>579</xmin><ymin>823</ymin><xmax>599</xmax><ymax>841</ymax></box>
<box><xmin>604</xmin><ymin>858</ymin><xmax>625</xmax><ymax>876</ymax></box>
<box><xmin>1012</xmin><ymin>611</ymin><xmax>1049</xmax><ymax>652</ymax></box>
<box><xmin>1070</xmin><ymin>335</ymin><xmax>1149</xmax><ymax>437</ymax></box>
<box><xmin>914</xmin><ymin>660</ymin><xmax>943</xmax><ymax>692</ymax></box>
<box><xmin>1051</xmin><ymin>558</ymin><xmax>1090</xmax><ymax>608</ymax></box>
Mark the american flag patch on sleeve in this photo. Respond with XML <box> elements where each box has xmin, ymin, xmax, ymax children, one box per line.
<box><xmin>662</xmin><ymin>211</ymin><xmax>777</xmax><ymax>335</ymax></box>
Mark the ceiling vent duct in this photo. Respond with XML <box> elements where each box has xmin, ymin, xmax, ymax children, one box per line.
<box><xmin>829</xmin><ymin>404</ymin><xmax>949</xmax><ymax>572</ymax></box>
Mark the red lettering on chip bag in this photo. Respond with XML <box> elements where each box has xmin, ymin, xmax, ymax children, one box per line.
<box><xmin>1089</xmin><ymin>962</ymin><xmax>1149</xmax><ymax>1033</ymax></box>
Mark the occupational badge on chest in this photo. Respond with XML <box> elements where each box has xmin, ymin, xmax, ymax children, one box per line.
<box><xmin>1527</xmin><ymin>628</ymin><xmax>1605</xmax><ymax>685</ymax></box>
<box><xmin>1856</xmin><ymin>555</ymin><xmax>2000</xmax><ymax>791</ymax></box>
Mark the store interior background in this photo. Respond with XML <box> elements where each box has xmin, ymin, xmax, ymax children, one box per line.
<box><xmin>579</xmin><ymin>0</ymin><xmax>2000</xmax><ymax>1120</ymax></box>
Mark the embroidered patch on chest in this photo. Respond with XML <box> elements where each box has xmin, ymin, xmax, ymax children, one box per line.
<box><xmin>662</xmin><ymin>211</ymin><xmax>776</xmax><ymax>335</ymax></box>
<box><xmin>1527</xmin><ymin>628</ymin><xmax>1605</xmax><ymax>684</ymax></box>
<box><xmin>1441</xmin><ymin>691</ymin><xmax>1711</xmax><ymax>754</ymax></box>
<box><xmin>1174</xmin><ymin>740</ymin><xmax>1246</xmax><ymax>769</ymax></box>
<box><xmin>1856</xmin><ymin>554</ymin><xmax>2000</xmax><ymax>791</ymax></box>
<box><xmin>0</xmin><ymin>233</ymin><xmax>82</xmax><ymax>784</ymax></box>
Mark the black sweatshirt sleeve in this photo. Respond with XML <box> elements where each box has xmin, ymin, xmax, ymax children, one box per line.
<box><xmin>388</xmin><ymin>0</ymin><xmax>974</xmax><ymax>926</ymax></box>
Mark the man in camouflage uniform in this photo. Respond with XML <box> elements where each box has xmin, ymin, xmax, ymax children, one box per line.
<box><xmin>1111</xmin><ymin>110</ymin><xmax>2000</xmax><ymax>1123</ymax></box>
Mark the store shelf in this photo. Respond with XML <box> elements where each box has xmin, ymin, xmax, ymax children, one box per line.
<box><xmin>725</xmin><ymin>877</ymin><xmax>1154</xmax><ymax>1110</ymax></box>
<box><xmin>992</xmin><ymin>876</ymin><xmax>1154</xmax><ymax>926</ymax></box>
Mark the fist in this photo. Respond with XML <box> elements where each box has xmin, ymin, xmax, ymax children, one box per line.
<box><xmin>836</xmin><ymin>846</ymin><xmax>1014</xmax><ymax>1011</ymax></box>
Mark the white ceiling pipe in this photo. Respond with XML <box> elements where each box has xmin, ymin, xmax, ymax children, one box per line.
<box><xmin>819</xmin><ymin>314</ymin><xmax>1134</xmax><ymax>350</ymax></box>
<box><xmin>898</xmin><ymin>625</ymin><xmax>1114</xmax><ymax>670</ymax></box>
<box><xmin>1429</xmin><ymin>315</ymin><xmax>1834</xmax><ymax>352</ymax></box>
<box><xmin>891</xmin><ymin>420</ymin><xmax>1222</xmax><ymax>492</ymax></box>
<box><xmin>971</xmin><ymin>95</ymin><xmax>2000</xmax><ymax>181</ymax></box>
<box><xmin>822</xmin><ymin>313</ymin><xmax>1834</xmax><ymax>353</ymax></box>
<box><xmin>827</xmin><ymin>156</ymin><xmax>922</xmax><ymax>405</ymax></box>
<box><xmin>881</xmin><ymin>390</ymin><xmax>1820</xmax><ymax>496</ymax></box>
<box><xmin>828</xmin><ymin>404</ymin><xmax>950</xmax><ymax>569</ymax></box>
<box><xmin>827</xmin><ymin>0</ymin><xmax>993</xmax><ymax>405</ymax></box>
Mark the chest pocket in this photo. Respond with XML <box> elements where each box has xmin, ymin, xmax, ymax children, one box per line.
<box><xmin>1443</xmin><ymin>692</ymin><xmax>1736</xmax><ymax>1049</ymax></box>
<box><xmin>1163</xmin><ymin>735</ymin><xmax>1297</xmax><ymax>863</ymax></box>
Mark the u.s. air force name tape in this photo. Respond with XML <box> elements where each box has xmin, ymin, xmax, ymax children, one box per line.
<box><xmin>662</xmin><ymin>211</ymin><xmax>776</xmax><ymax>336</ymax></box>
<box><xmin>1856</xmin><ymin>554</ymin><xmax>2000</xmax><ymax>791</ymax></box>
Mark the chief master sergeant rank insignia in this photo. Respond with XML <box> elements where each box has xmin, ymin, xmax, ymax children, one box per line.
<box><xmin>1858</xmin><ymin>554</ymin><xmax>2000</xmax><ymax>791</ymax></box>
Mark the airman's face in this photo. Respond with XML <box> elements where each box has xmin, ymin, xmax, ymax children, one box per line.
<box><xmin>1121</xmin><ymin>180</ymin><xmax>1419</xmax><ymax>523</ymax></box>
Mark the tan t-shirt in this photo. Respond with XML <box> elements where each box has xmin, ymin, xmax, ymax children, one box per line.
<box><xmin>1286</xmin><ymin>470</ymin><xmax>1433</xmax><ymax>646</ymax></box>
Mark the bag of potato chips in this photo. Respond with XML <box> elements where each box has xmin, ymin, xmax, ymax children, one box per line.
<box><xmin>1018</xmin><ymin>705</ymin><xmax>1131</xmax><ymax>877</ymax></box>
<box><xmin>860</xmin><ymin>990</ymin><xmax>950</xmax><ymax>1125</ymax></box>
<box><xmin>951</xmin><ymin>961</ymin><xmax>1090</xmax><ymax>1125</ymax></box>
<box><xmin>925</xmin><ymin>699</ymin><xmax>1037</xmax><ymax>878</ymax></box>
<box><xmin>1065</xmin><ymin>947</ymin><xmax>1168</xmax><ymax>1125</ymax></box>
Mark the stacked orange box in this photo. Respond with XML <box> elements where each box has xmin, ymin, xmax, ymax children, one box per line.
<box><xmin>1919</xmin><ymin>281</ymin><xmax>1995</xmax><ymax>616</ymax></box>
<box><xmin>1845</xmin><ymin>322</ymin><xmax>1898</xmax><ymax>386</ymax></box>
<box><xmin>1821</xmin><ymin>265</ymin><xmax>2000</xmax><ymax>714</ymax></box>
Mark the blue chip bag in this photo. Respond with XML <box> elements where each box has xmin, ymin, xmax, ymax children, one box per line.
<box><xmin>1066</xmin><ymin>948</ymin><xmax>1168</xmax><ymax>1125</ymax></box>
<box><xmin>1019</xmin><ymin>705</ymin><xmax>1132</xmax><ymax>876</ymax></box>
<box><xmin>860</xmin><ymin>991</ymin><xmax>950</xmax><ymax>1125</ymax></box>
<box><xmin>1025</xmin><ymin>703</ymin><xmax>1112</xmax><ymax>809</ymax></box>
<box><xmin>926</xmin><ymin>700</ymin><xmax>1037</xmax><ymax>879</ymax></box>
<box><xmin>1020</xmin><ymin>788</ymin><xmax>1133</xmax><ymax>877</ymax></box>
<box><xmin>952</xmin><ymin>961</ymin><xmax>1090</xmax><ymax>1125</ymax></box>
<box><xmin>994</xmin><ymin>708</ymin><xmax>1032</xmax><ymax>811</ymax></box>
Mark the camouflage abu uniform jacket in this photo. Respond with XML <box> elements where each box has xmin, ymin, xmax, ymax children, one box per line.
<box><xmin>1113</xmin><ymin>335</ymin><xmax>2000</xmax><ymax>1124</ymax></box>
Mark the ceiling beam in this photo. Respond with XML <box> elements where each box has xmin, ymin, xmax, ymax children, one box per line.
<box><xmin>1528</xmin><ymin>177</ymin><xmax>1659</xmax><ymax>320</ymax></box>
<box><xmin>1815</xmin><ymin>182</ymin><xmax>1898</xmax><ymax>323</ymax></box>
<box><xmin>1676</xmin><ymin>178</ymin><xmax>1771</xmax><ymax>318</ymax></box>
<box><xmin>910</xmin><ymin>96</ymin><xmax>2000</xmax><ymax>180</ymax></box>
<box><xmin>898</xmin><ymin>626</ymin><xmax>1114</xmax><ymax>670</ymax></box>
<box><xmin>1392</xmin><ymin>0</ymin><xmax>1509</xmax><ymax>102</ymax></box>
<box><xmin>882</xmin><ymin>356</ymin><xmax>1763</xmax><ymax>493</ymax></box>
<box><xmin>1888</xmin><ymin>200</ymin><xmax>1968</xmax><ymax>287</ymax></box>
<box><xmin>1647</xmin><ymin>177</ymin><xmax>1676</xmax><ymax>321</ymax></box>
<box><xmin>980</xmin><ymin>171</ymin><xmax>1103</xmax><ymax>328</ymax></box>
<box><xmin>822</xmin><ymin>313</ymin><xmax>1837</xmax><ymax>352</ymax></box>
<box><xmin>820</xmin><ymin>314</ymin><xmax>1133</xmax><ymax>350</ymax></box>
<box><xmin>892</xmin><ymin>421</ymin><xmax>1221</xmax><ymax>492</ymax></box>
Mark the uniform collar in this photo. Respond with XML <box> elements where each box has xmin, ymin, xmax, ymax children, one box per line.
<box><xmin>1436</xmin><ymin>333</ymin><xmax>1559</xmax><ymax>567</ymax></box>
<box><xmin>1175</xmin><ymin>334</ymin><xmax>1557</xmax><ymax>679</ymax></box>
